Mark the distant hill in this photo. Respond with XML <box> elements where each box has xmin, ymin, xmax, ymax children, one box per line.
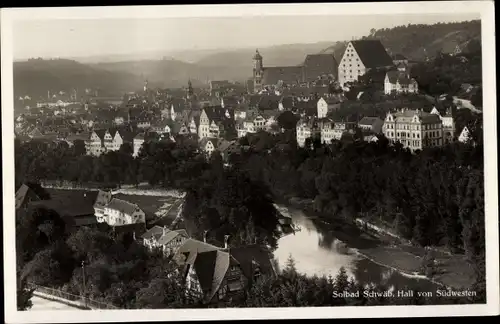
<box><xmin>195</xmin><ymin>42</ymin><xmax>335</xmax><ymax>69</ymax></box>
<box><xmin>321</xmin><ymin>20</ymin><xmax>481</xmax><ymax>61</ymax></box>
<box><xmin>13</xmin><ymin>58</ymin><xmax>142</xmax><ymax>99</ymax></box>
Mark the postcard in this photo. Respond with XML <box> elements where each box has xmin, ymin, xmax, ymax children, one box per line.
<box><xmin>2</xmin><ymin>2</ymin><xmax>498</xmax><ymax>322</ymax></box>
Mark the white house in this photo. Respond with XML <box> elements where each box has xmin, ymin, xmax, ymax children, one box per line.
<box><xmin>253</xmin><ymin>115</ymin><xmax>267</xmax><ymax>132</ymax></box>
<box><xmin>133</xmin><ymin>133</ymin><xmax>145</xmax><ymax>157</ymax></box>
<box><xmin>458</xmin><ymin>126</ymin><xmax>471</xmax><ymax>143</ymax></box>
<box><xmin>102</xmin><ymin>198</ymin><xmax>146</xmax><ymax>226</ymax></box>
<box><xmin>319</xmin><ymin>119</ymin><xmax>336</xmax><ymax>144</ymax></box>
<box><xmin>338</xmin><ymin>40</ymin><xmax>394</xmax><ymax>88</ymax></box>
<box><xmin>200</xmin><ymin>137</ymin><xmax>218</xmax><ymax>157</ymax></box>
<box><xmin>86</xmin><ymin>130</ymin><xmax>106</xmax><ymax>156</ymax></box>
<box><xmin>431</xmin><ymin>107</ymin><xmax>455</xmax><ymax>144</ymax></box>
<box><xmin>316</xmin><ymin>97</ymin><xmax>339</xmax><ymax>118</ymax></box>
<box><xmin>296</xmin><ymin>118</ymin><xmax>320</xmax><ymax>148</ymax></box>
<box><xmin>384</xmin><ymin>71</ymin><xmax>418</xmax><ymax>95</ymax></box>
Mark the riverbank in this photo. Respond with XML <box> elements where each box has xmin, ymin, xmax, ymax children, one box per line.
<box><xmin>38</xmin><ymin>182</ymin><xmax>476</xmax><ymax>289</ymax></box>
<box><xmin>279</xmin><ymin>196</ymin><xmax>476</xmax><ymax>290</ymax></box>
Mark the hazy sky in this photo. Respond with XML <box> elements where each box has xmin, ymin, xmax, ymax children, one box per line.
<box><xmin>13</xmin><ymin>13</ymin><xmax>480</xmax><ymax>60</ymax></box>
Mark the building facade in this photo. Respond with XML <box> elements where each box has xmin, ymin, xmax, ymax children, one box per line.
<box><xmin>383</xmin><ymin>108</ymin><xmax>444</xmax><ymax>151</ymax></box>
<box><xmin>338</xmin><ymin>40</ymin><xmax>394</xmax><ymax>87</ymax></box>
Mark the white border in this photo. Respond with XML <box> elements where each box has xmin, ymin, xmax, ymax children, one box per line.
<box><xmin>2</xmin><ymin>2</ymin><xmax>498</xmax><ymax>322</ymax></box>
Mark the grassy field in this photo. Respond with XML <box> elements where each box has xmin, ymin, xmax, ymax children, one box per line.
<box><xmin>43</xmin><ymin>188</ymin><xmax>184</xmax><ymax>229</ymax></box>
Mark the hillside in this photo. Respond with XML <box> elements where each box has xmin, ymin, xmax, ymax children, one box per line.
<box><xmin>195</xmin><ymin>42</ymin><xmax>335</xmax><ymax>69</ymax></box>
<box><xmin>91</xmin><ymin>59</ymin><xmax>254</xmax><ymax>87</ymax></box>
<box><xmin>322</xmin><ymin>20</ymin><xmax>481</xmax><ymax>61</ymax></box>
<box><xmin>14</xmin><ymin>59</ymin><xmax>142</xmax><ymax>99</ymax></box>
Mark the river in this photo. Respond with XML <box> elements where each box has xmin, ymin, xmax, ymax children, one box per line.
<box><xmin>273</xmin><ymin>205</ymin><xmax>439</xmax><ymax>292</ymax></box>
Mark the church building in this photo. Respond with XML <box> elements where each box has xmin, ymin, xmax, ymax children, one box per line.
<box><xmin>252</xmin><ymin>49</ymin><xmax>338</xmax><ymax>93</ymax></box>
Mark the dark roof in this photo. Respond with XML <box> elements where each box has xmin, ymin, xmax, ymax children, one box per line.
<box><xmin>15</xmin><ymin>184</ymin><xmax>41</xmax><ymax>210</ymax></box>
<box><xmin>30</xmin><ymin>189</ymin><xmax>98</xmax><ymax>218</ymax></box>
<box><xmin>386</xmin><ymin>71</ymin><xmax>414</xmax><ymax>85</ymax></box>
<box><xmin>393</xmin><ymin>53</ymin><xmax>407</xmax><ymax>60</ymax></box>
<box><xmin>303</xmin><ymin>54</ymin><xmax>338</xmax><ymax>82</ymax></box>
<box><xmin>222</xmin><ymin>96</ymin><xmax>239</xmax><ymax>108</ymax></box>
<box><xmin>280</xmin><ymin>96</ymin><xmax>295</xmax><ymax>109</ymax></box>
<box><xmin>358</xmin><ymin>116</ymin><xmax>383</xmax><ymax>126</ymax></box>
<box><xmin>248</xmin><ymin>95</ymin><xmax>263</xmax><ymax>108</ymax></box>
<box><xmin>94</xmin><ymin>129</ymin><xmax>106</xmax><ymax>140</ymax></box>
<box><xmin>258</xmin><ymin>95</ymin><xmax>281</xmax><ymax>110</ymax></box>
<box><xmin>157</xmin><ymin>229</ymin><xmax>188</xmax><ymax>245</ymax></box>
<box><xmin>141</xmin><ymin>225</ymin><xmax>164</xmax><ymax>240</ymax></box>
<box><xmin>176</xmin><ymin>239</ymin><xmax>235</xmax><ymax>302</ymax></box>
<box><xmin>203</xmin><ymin>106</ymin><xmax>227</xmax><ymax>123</ymax></box>
<box><xmin>262</xmin><ymin>66</ymin><xmax>304</xmax><ymax>85</ymax></box>
<box><xmin>105</xmin><ymin>198</ymin><xmax>141</xmax><ymax>215</ymax></box>
<box><xmin>351</xmin><ymin>40</ymin><xmax>394</xmax><ymax>68</ymax></box>
<box><xmin>62</xmin><ymin>215</ymin><xmax>97</xmax><ymax>227</ymax></box>
<box><xmin>229</xmin><ymin>244</ymin><xmax>276</xmax><ymax>280</ymax></box>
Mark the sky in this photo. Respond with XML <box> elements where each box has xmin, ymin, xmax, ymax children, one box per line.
<box><xmin>13</xmin><ymin>13</ymin><xmax>480</xmax><ymax>60</ymax></box>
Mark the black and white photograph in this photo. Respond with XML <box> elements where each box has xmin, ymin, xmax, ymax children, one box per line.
<box><xmin>2</xmin><ymin>2</ymin><xmax>498</xmax><ymax>322</ymax></box>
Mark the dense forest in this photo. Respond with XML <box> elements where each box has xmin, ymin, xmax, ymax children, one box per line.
<box><xmin>365</xmin><ymin>20</ymin><xmax>481</xmax><ymax>61</ymax></box>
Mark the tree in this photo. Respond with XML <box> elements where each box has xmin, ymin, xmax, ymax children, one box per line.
<box><xmin>135</xmin><ymin>277</ymin><xmax>187</xmax><ymax>309</ymax></box>
<box><xmin>17</xmin><ymin>275</ymin><xmax>34</xmax><ymax>311</ymax></box>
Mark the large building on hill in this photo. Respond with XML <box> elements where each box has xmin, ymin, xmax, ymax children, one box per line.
<box><xmin>382</xmin><ymin>108</ymin><xmax>444</xmax><ymax>152</ymax></box>
<box><xmin>252</xmin><ymin>50</ymin><xmax>338</xmax><ymax>93</ymax></box>
<box><xmin>338</xmin><ymin>40</ymin><xmax>394</xmax><ymax>87</ymax></box>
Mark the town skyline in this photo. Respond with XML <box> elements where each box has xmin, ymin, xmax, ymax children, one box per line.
<box><xmin>13</xmin><ymin>13</ymin><xmax>480</xmax><ymax>61</ymax></box>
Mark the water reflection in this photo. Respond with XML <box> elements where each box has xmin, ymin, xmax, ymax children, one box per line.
<box><xmin>274</xmin><ymin>205</ymin><xmax>439</xmax><ymax>292</ymax></box>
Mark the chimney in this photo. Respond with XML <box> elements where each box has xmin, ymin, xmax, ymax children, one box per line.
<box><xmin>224</xmin><ymin>235</ymin><xmax>230</xmax><ymax>249</ymax></box>
<box><xmin>203</xmin><ymin>230</ymin><xmax>208</xmax><ymax>243</ymax></box>
<box><xmin>163</xmin><ymin>226</ymin><xmax>167</xmax><ymax>236</ymax></box>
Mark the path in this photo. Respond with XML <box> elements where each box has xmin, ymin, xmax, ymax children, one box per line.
<box><xmin>29</xmin><ymin>296</ymin><xmax>83</xmax><ymax>311</ymax></box>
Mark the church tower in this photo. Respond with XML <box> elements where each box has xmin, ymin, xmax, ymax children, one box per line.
<box><xmin>253</xmin><ymin>49</ymin><xmax>263</xmax><ymax>93</ymax></box>
<box><xmin>143</xmin><ymin>79</ymin><xmax>148</xmax><ymax>92</ymax></box>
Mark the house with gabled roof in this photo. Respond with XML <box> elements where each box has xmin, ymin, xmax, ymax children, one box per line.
<box><xmin>172</xmin><ymin>237</ymin><xmax>275</xmax><ymax>304</ymax></box>
<box><xmin>338</xmin><ymin>40</ymin><xmax>394</xmax><ymax>87</ymax></box>
<box><xmin>198</xmin><ymin>106</ymin><xmax>236</xmax><ymax>140</ymax></box>
<box><xmin>296</xmin><ymin>117</ymin><xmax>321</xmax><ymax>147</ymax></box>
<box><xmin>141</xmin><ymin>225</ymin><xmax>189</xmax><ymax>257</ymax></box>
<box><xmin>384</xmin><ymin>70</ymin><xmax>418</xmax><ymax>95</ymax></box>
<box><xmin>430</xmin><ymin>107</ymin><xmax>455</xmax><ymax>144</ymax></box>
<box><xmin>458</xmin><ymin>126</ymin><xmax>471</xmax><ymax>143</ymax></box>
<box><xmin>317</xmin><ymin>97</ymin><xmax>340</xmax><ymax>118</ymax></box>
<box><xmin>200</xmin><ymin>137</ymin><xmax>219</xmax><ymax>157</ymax></box>
<box><xmin>86</xmin><ymin>129</ymin><xmax>106</xmax><ymax>156</ymax></box>
<box><xmin>173</xmin><ymin>238</ymin><xmax>247</xmax><ymax>304</ymax></box>
<box><xmin>102</xmin><ymin>198</ymin><xmax>146</xmax><ymax>227</ymax></box>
